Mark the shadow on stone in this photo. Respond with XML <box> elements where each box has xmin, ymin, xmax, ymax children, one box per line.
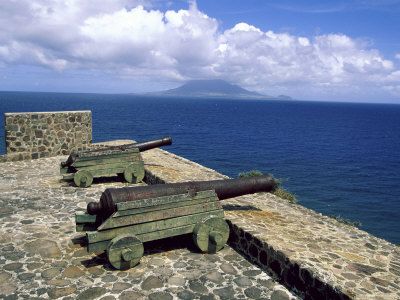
<box><xmin>222</xmin><ymin>204</ymin><xmax>261</xmax><ymax>211</ymax></box>
<box><xmin>71</xmin><ymin>235</ymin><xmax>87</xmax><ymax>246</ymax></box>
<box><xmin>66</xmin><ymin>175</ymin><xmax>125</xmax><ymax>187</ymax></box>
<box><xmin>144</xmin><ymin>234</ymin><xmax>197</xmax><ymax>255</ymax></box>
<box><xmin>80</xmin><ymin>252</ymin><xmax>108</xmax><ymax>268</ymax></box>
<box><xmin>94</xmin><ymin>175</ymin><xmax>125</xmax><ymax>184</ymax></box>
<box><xmin>79</xmin><ymin>234</ymin><xmax>199</xmax><ymax>271</ymax></box>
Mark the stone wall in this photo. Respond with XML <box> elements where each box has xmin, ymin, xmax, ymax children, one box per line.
<box><xmin>2</xmin><ymin>111</ymin><xmax>92</xmax><ymax>161</ymax></box>
<box><xmin>141</xmin><ymin>148</ymin><xmax>400</xmax><ymax>300</ymax></box>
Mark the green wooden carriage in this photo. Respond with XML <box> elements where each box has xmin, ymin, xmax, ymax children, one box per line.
<box><xmin>76</xmin><ymin>190</ymin><xmax>230</xmax><ymax>270</ymax></box>
<box><xmin>61</xmin><ymin>137</ymin><xmax>171</xmax><ymax>187</ymax></box>
<box><xmin>60</xmin><ymin>147</ymin><xmax>145</xmax><ymax>188</ymax></box>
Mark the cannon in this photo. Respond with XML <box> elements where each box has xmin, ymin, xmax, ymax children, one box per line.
<box><xmin>60</xmin><ymin>137</ymin><xmax>172</xmax><ymax>187</ymax></box>
<box><xmin>75</xmin><ymin>176</ymin><xmax>277</xmax><ymax>270</ymax></box>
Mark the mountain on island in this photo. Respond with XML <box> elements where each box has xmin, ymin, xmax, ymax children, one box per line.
<box><xmin>148</xmin><ymin>79</ymin><xmax>292</xmax><ymax>100</ymax></box>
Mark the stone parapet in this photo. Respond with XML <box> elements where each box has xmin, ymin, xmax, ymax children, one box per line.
<box><xmin>141</xmin><ymin>148</ymin><xmax>400</xmax><ymax>300</ymax></box>
<box><xmin>0</xmin><ymin>134</ymin><xmax>398</xmax><ymax>299</ymax></box>
<box><xmin>3</xmin><ymin>111</ymin><xmax>92</xmax><ymax>160</ymax></box>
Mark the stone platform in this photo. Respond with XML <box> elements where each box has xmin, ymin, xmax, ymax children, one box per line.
<box><xmin>141</xmin><ymin>149</ymin><xmax>400</xmax><ymax>299</ymax></box>
<box><xmin>0</xmin><ymin>156</ymin><xmax>296</xmax><ymax>299</ymax></box>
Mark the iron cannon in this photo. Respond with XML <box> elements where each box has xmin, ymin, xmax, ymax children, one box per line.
<box><xmin>60</xmin><ymin>137</ymin><xmax>172</xmax><ymax>187</ymax></box>
<box><xmin>76</xmin><ymin>176</ymin><xmax>277</xmax><ymax>270</ymax></box>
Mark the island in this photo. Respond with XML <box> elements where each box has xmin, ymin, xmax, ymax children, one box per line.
<box><xmin>147</xmin><ymin>79</ymin><xmax>292</xmax><ymax>100</ymax></box>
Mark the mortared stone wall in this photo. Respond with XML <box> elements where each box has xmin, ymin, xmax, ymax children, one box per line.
<box><xmin>2</xmin><ymin>111</ymin><xmax>92</xmax><ymax>161</ymax></box>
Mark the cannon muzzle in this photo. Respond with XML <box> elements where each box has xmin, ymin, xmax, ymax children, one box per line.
<box><xmin>134</xmin><ymin>137</ymin><xmax>172</xmax><ymax>152</ymax></box>
<box><xmin>87</xmin><ymin>175</ymin><xmax>278</xmax><ymax>217</ymax></box>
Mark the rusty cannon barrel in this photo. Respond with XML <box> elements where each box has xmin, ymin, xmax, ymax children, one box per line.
<box><xmin>61</xmin><ymin>136</ymin><xmax>172</xmax><ymax>168</ymax></box>
<box><xmin>79</xmin><ymin>136</ymin><xmax>172</xmax><ymax>154</ymax></box>
<box><xmin>87</xmin><ymin>175</ymin><xmax>278</xmax><ymax>217</ymax></box>
<box><xmin>133</xmin><ymin>136</ymin><xmax>172</xmax><ymax>152</ymax></box>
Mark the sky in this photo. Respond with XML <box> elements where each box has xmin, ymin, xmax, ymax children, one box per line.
<box><xmin>0</xmin><ymin>0</ymin><xmax>399</xmax><ymax>102</ymax></box>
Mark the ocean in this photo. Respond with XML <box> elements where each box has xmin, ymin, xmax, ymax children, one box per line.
<box><xmin>1</xmin><ymin>91</ymin><xmax>399</xmax><ymax>244</ymax></box>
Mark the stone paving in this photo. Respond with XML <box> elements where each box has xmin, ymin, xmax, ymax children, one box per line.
<box><xmin>141</xmin><ymin>149</ymin><xmax>400</xmax><ymax>300</ymax></box>
<box><xmin>0</xmin><ymin>155</ymin><xmax>296</xmax><ymax>300</ymax></box>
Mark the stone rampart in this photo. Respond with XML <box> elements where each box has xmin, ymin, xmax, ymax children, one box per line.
<box><xmin>0</xmin><ymin>148</ymin><xmax>296</xmax><ymax>299</ymax></box>
<box><xmin>2</xmin><ymin>111</ymin><xmax>91</xmax><ymax>161</ymax></box>
<box><xmin>141</xmin><ymin>148</ymin><xmax>400</xmax><ymax>300</ymax></box>
<box><xmin>0</xmin><ymin>112</ymin><xmax>398</xmax><ymax>299</ymax></box>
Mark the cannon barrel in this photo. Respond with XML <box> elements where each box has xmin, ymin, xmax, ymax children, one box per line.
<box><xmin>61</xmin><ymin>137</ymin><xmax>172</xmax><ymax>167</ymax></box>
<box><xmin>134</xmin><ymin>137</ymin><xmax>172</xmax><ymax>152</ymax></box>
<box><xmin>87</xmin><ymin>175</ymin><xmax>278</xmax><ymax>217</ymax></box>
<box><xmin>81</xmin><ymin>136</ymin><xmax>172</xmax><ymax>153</ymax></box>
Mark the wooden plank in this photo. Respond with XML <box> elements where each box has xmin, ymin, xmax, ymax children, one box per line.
<box><xmin>75</xmin><ymin>212</ymin><xmax>97</xmax><ymax>224</ymax></box>
<box><xmin>87</xmin><ymin>224</ymin><xmax>196</xmax><ymax>252</ymax></box>
<box><xmin>76</xmin><ymin>165</ymin><xmax>128</xmax><ymax>177</ymax></box>
<box><xmin>72</xmin><ymin>155</ymin><xmax>142</xmax><ymax>168</ymax></box>
<box><xmin>75</xmin><ymin>163</ymin><xmax>134</xmax><ymax>172</ymax></box>
<box><xmin>82</xmin><ymin>148</ymin><xmax>139</xmax><ymax>155</ymax></box>
<box><xmin>117</xmin><ymin>190</ymin><xmax>217</xmax><ymax>211</ymax></box>
<box><xmin>75</xmin><ymin>149</ymin><xmax>140</xmax><ymax>162</ymax></box>
<box><xmin>74</xmin><ymin>159</ymin><xmax>144</xmax><ymax>175</ymax></box>
<box><xmin>87</xmin><ymin>240</ymin><xmax>110</xmax><ymax>252</ymax></box>
<box><xmin>98</xmin><ymin>201</ymin><xmax>222</xmax><ymax>230</ymax></box>
<box><xmin>138</xmin><ymin>224</ymin><xmax>195</xmax><ymax>243</ymax></box>
<box><xmin>74</xmin><ymin>153</ymin><xmax>137</xmax><ymax>164</ymax></box>
<box><xmin>114</xmin><ymin>196</ymin><xmax>215</xmax><ymax>217</ymax></box>
<box><xmin>87</xmin><ymin>210</ymin><xmax>224</xmax><ymax>244</ymax></box>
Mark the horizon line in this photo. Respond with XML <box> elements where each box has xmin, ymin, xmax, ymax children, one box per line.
<box><xmin>0</xmin><ymin>89</ymin><xmax>399</xmax><ymax>105</ymax></box>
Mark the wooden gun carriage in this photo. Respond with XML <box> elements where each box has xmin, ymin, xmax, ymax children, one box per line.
<box><xmin>60</xmin><ymin>137</ymin><xmax>172</xmax><ymax>187</ymax></box>
<box><xmin>76</xmin><ymin>176</ymin><xmax>277</xmax><ymax>270</ymax></box>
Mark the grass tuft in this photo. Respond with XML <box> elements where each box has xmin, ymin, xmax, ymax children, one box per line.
<box><xmin>329</xmin><ymin>215</ymin><xmax>362</xmax><ymax>227</ymax></box>
<box><xmin>272</xmin><ymin>187</ymin><xmax>297</xmax><ymax>203</ymax></box>
<box><xmin>238</xmin><ymin>170</ymin><xmax>297</xmax><ymax>203</ymax></box>
<box><xmin>238</xmin><ymin>170</ymin><xmax>265</xmax><ymax>178</ymax></box>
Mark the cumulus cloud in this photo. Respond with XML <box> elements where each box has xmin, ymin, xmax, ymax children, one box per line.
<box><xmin>0</xmin><ymin>0</ymin><xmax>399</xmax><ymax>99</ymax></box>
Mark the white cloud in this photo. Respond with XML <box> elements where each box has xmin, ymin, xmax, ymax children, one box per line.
<box><xmin>0</xmin><ymin>0</ymin><xmax>399</xmax><ymax>100</ymax></box>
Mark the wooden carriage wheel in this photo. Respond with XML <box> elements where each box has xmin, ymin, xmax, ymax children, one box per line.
<box><xmin>107</xmin><ymin>234</ymin><xmax>144</xmax><ymax>270</ymax></box>
<box><xmin>193</xmin><ymin>217</ymin><xmax>230</xmax><ymax>253</ymax></box>
<box><xmin>73</xmin><ymin>170</ymin><xmax>93</xmax><ymax>188</ymax></box>
<box><xmin>123</xmin><ymin>163</ymin><xmax>145</xmax><ymax>184</ymax></box>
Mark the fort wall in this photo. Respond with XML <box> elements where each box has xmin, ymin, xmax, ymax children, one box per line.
<box><xmin>1</xmin><ymin>111</ymin><xmax>91</xmax><ymax>162</ymax></box>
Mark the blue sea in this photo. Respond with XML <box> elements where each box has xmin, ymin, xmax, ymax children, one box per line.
<box><xmin>1</xmin><ymin>91</ymin><xmax>399</xmax><ymax>244</ymax></box>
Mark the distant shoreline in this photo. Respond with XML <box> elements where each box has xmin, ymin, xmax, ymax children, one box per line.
<box><xmin>0</xmin><ymin>90</ymin><xmax>399</xmax><ymax>105</ymax></box>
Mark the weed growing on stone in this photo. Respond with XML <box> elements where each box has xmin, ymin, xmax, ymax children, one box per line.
<box><xmin>238</xmin><ymin>170</ymin><xmax>264</xmax><ymax>178</ymax></box>
<box><xmin>272</xmin><ymin>187</ymin><xmax>297</xmax><ymax>203</ymax></box>
<box><xmin>329</xmin><ymin>215</ymin><xmax>362</xmax><ymax>227</ymax></box>
<box><xmin>238</xmin><ymin>170</ymin><xmax>297</xmax><ymax>203</ymax></box>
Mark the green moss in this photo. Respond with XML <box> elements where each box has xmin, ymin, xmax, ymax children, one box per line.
<box><xmin>238</xmin><ymin>170</ymin><xmax>265</xmax><ymax>178</ymax></box>
<box><xmin>238</xmin><ymin>170</ymin><xmax>297</xmax><ymax>203</ymax></box>
<box><xmin>272</xmin><ymin>187</ymin><xmax>297</xmax><ymax>203</ymax></box>
<box><xmin>329</xmin><ymin>215</ymin><xmax>362</xmax><ymax>227</ymax></box>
